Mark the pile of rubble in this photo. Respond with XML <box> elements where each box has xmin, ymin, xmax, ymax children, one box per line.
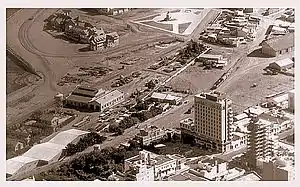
<box><xmin>78</xmin><ymin>66</ymin><xmax>113</xmax><ymax>77</ymax></box>
<box><xmin>111</xmin><ymin>71</ymin><xmax>142</xmax><ymax>87</ymax></box>
<box><xmin>57</xmin><ymin>74</ymin><xmax>84</xmax><ymax>86</ymax></box>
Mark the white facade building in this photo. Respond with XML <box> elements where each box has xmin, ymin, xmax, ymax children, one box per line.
<box><xmin>124</xmin><ymin>150</ymin><xmax>186</xmax><ymax>181</ymax></box>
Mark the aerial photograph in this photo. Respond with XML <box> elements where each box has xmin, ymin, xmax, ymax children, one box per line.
<box><xmin>6</xmin><ymin>8</ymin><xmax>295</xmax><ymax>181</ymax></box>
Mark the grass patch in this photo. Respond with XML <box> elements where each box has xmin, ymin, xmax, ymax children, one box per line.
<box><xmin>134</xmin><ymin>14</ymin><xmax>159</xmax><ymax>22</ymax></box>
<box><xmin>179</xmin><ymin>22</ymin><xmax>191</xmax><ymax>34</ymax></box>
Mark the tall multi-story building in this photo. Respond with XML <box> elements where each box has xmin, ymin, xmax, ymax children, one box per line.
<box><xmin>246</xmin><ymin>117</ymin><xmax>279</xmax><ymax>168</ymax></box>
<box><xmin>192</xmin><ymin>92</ymin><xmax>234</xmax><ymax>152</ymax></box>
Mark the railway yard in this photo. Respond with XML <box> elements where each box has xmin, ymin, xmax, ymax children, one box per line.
<box><xmin>6</xmin><ymin>8</ymin><xmax>295</xmax><ymax>181</ymax></box>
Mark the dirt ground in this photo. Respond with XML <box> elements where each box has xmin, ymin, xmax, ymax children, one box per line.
<box><xmin>6</xmin><ymin>54</ymin><xmax>30</xmax><ymax>94</ymax></box>
<box><xmin>218</xmin><ymin>52</ymin><xmax>294</xmax><ymax>113</ymax></box>
<box><xmin>6</xmin><ymin>8</ymin><xmax>21</xmax><ymax>18</ymax></box>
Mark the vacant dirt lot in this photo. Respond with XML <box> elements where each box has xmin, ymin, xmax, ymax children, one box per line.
<box><xmin>6</xmin><ymin>54</ymin><xmax>30</xmax><ymax>94</ymax></box>
<box><xmin>218</xmin><ymin>54</ymin><xmax>294</xmax><ymax>113</ymax></box>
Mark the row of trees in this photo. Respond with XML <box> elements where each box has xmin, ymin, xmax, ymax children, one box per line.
<box><xmin>63</xmin><ymin>132</ymin><xmax>107</xmax><ymax>157</ymax></box>
<box><xmin>36</xmin><ymin>146</ymin><xmax>140</xmax><ymax>181</ymax></box>
<box><xmin>177</xmin><ymin>40</ymin><xmax>207</xmax><ymax>65</ymax></box>
<box><xmin>109</xmin><ymin>99</ymin><xmax>164</xmax><ymax>135</ymax></box>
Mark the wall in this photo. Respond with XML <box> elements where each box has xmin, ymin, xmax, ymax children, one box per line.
<box><xmin>13</xmin><ymin>159</ymin><xmax>40</xmax><ymax>177</ymax></box>
<box><xmin>49</xmin><ymin>150</ymin><xmax>63</xmax><ymax>164</ymax></box>
<box><xmin>136</xmin><ymin>166</ymin><xmax>155</xmax><ymax>181</ymax></box>
<box><xmin>261</xmin><ymin>43</ymin><xmax>276</xmax><ymax>57</ymax></box>
<box><xmin>154</xmin><ymin>159</ymin><xmax>177</xmax><ymax>179</ymax></box>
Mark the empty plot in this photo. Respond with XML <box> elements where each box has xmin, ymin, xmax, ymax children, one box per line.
<box><xmin>179</xmin><ymin>22</ymin><xmax>191</xmax><ymax>34</ymax></box>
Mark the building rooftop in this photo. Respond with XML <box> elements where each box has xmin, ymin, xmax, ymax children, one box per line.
<box><xmin>23</xmin><ymin>142</ymin><xmax>65</xmax><ymax>162</ymax></box>
<box><xmin>168</xmin><ymin>171</ymin><xmax>208</xmax><ymax>181</ymax></box>
<box><xmin>154</xmin><ymin>155</ymin><xmax>173</xmax><ymax>165</ymax></box>
<box><xmin>195</xmin><ymin>92</ymin><xmax>227</xmax><ymax>102</ymax></box>
<box><xmin>165</xmin><ymin>94</ymin><xmax>182</xmax><ymax>101</ymax></box>
<box><xmin>244</xmin><ymin>106</ymin><xmax>266</xmax><ymax>115</ymax></box>
<box><xmin>151</xmin><ymin>92</ymin><xmax>166</xmax><ymax>100</ymax></box>
<box><xmin>232</xmin><ymin>134</ymin><xmax>241</xmax><ymax>141</ymax></box>
<box><xmin>72</xmin><ymin>86</ymin><xmax>99</xmax><ymax>97</ymax></box>
<box><xmin>264</xmin><ymin>32</ymin><xmax>294</xmax><ymax>51</ymax></box>
<box><xmin>201</xmin><ymin>156</ymin><xmax>226</xmax><ymax>165</ymax></box>
<box><xmin>180</xmin><ymin>118</ymin><xmax>194</xmax><ymax>124</ymax></box>
<box><xmin>259</xmin><ymin>113</ymin><xmax>289</xmax><ymax>124</ymax></box>
<box><xmin>66</xmin><ymin>94</ymin><xmax>92</xmax><ymax>103</ymax></box>
<box><xmin>271</xmin><ymin>93</ymin><xmax>289</xmax><ymax>104</ymax></box>
<box><xmin>95</xmin><ymin>90</ymin><xmax>124</xmax><ymax>105</ymax></box>
<box><xmin>199</xmin><ymin>54</ymin><xmax>223</xmax><ymax>59</ymax></box>
<box><xmin>48</xmin><ymin>129</ymin><xmax>89</xmax><ymax>147</ymax></box>
<box><xmin>234</xmin><ymin>113</ymin><xmax>248</xmax><ymax>121</ymax></box>
<box><xmin>271</xmin><ymin>58</ymin><xmax>294</xmax><ymax>68</ymax></box>
<box><xmin>232</xmin><ymin>172</ymin><xmax>261</xmax><ymax>181</ymax></box>
<box><xmin>6</xmin><ymin>156</ymin><xmax>39</xmax><ymax>175</ymax></box>
<box><xmin>107</xmin><ymin>32</ymin><xmax>119</xmax><ymax>38</ymax></box>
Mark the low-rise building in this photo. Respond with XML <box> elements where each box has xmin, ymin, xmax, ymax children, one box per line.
<box><xmin>262</xmin><ymin>158</ymin><xmax>295</xmax><ymax>181</ymax></box>
<box><xmin>258</xmin><ymin>113</ymin><xmax>292</xmax><ymax>133</ymax></box>
<box><xmin>6</xmin><ymin>156</ymin><xmax>41</xmax><ymax>178</ymax></box>
<box><xmin>261</xmin><ymin>33</ymin><xmax>294</xmax><ymax>57</ymax></box>
<box><xmin>188</xmin><ymin>156</ymin><xmax>246</xmax><ymax>181</ymax></box>
<box><xmin>6</xmin><ymin>129</ymin><xmax>89</xmax><ymax>178</ymax></box>
<box><xmin>97</xmin><ymin>8</ymin><xmax>131</xmax><ymax>15</ymax></box>
<box><xmin>231</xmin><ymin>172</ymin><xmax>261</xmax><ymax>181</ymax></box>
<box><xmin>230</xmin><ymin>132</ymin><xmax>247</xmax><ymax>151</ymax></box>
<box><xmin>135</xmin><ymin>126</ymin><xmax>171</xmax><ymax>146</ymax></box>
<box><xmin>65</xmin><ymin>85</ymin><xmax>125</xmax><ymax>112</ymax></box>
<box><xmin>198</xmin><ymin>54</ymin><xmax>223</xmax><ymax>63</ymax></box>
<box><xmin>106</xmin><ymin>32</ymin><xmax>120</xmax><ymax>47</ymax></box>
<box><xmin>124</xmin><ymin>150</ymin><xmax>187</xmax><ymax>181</ymax></box>
<box><xmin>270</xmin><ymin>93</ymin><xmax>289</xmax><ymax>107</ymax></box>
<box><xmin>150</xmin><ymin>92</ymin><xmax>182</xmax><ymax>105</ymax></box>
<box><xmin>268</xmin><ymin>58</ymin><xmax>294</xmax><ymax>71</ymax></box>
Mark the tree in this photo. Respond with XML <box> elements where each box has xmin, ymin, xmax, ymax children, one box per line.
<box><xmin>145</xmin><ymin>80</ymin><xmax>156</xmax><ymax>89</ymax></box>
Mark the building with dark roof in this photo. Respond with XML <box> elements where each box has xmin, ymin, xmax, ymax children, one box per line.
<box><xmin>268</xmin><ymin>58</ymin><xmax>294</xmax><ymax>71</ymax></box>
<box><xmin>262</xmin><ymin>33</ymin><xmax>294</xmax><ymax>57</ymax></box>
<box><xmin>64</xmin><ymin>85</ymin><xmax>124</xmax><ymax>112</ymax></box>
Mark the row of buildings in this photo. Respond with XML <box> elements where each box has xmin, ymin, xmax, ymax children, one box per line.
<box><xmin>178</xmin><ymin>89</ymin><xmax>294</xmax><ymax>180</ymax></box>
<box><xmin>109</xmin><ymin>149</ymin><xmax>261</xmax><ymax>181</ymax></box>
<box><xmin>6</xmin><ymin>129</ymin><xmax>89</xmax><ymax>178</ymax></box>
<box><xmin>201</xmin><ymin>9</ymin><xmax>260</xmax><ymax>47</ymax></box>
<box><xmin>45</xmin><ymin>10</ymin><xmax>119</xmax><ymax>51</ymax></box>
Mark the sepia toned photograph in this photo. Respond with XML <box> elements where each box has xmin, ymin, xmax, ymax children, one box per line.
<box><xmin>6</xmin><ymin>7</ymin><xmax>295</xmax><ymax>181</ymax></box>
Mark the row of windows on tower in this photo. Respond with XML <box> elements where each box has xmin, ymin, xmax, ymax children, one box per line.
<box><xmin>195</xmin><ymin>115</ymin><xmax>221</xmax><ymax>123</ymax></box>
<box><xmin>195</xmin><ymin>128</ymin><xmax>221</xmax><ymax>139</ymax></box>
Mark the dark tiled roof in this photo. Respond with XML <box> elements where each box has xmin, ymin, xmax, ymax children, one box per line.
<box><xmin>264</xmin><ymin>33</ymin><xmax>294</xmax><ymax>51</ymax></box>
<box><xmin>72</xmin><ymin>86</ymin><xmax>98</xmax><ymax>97</ymax></box>
<box><xmin>66</xmin><ymin>94</ymin><xmax>92</xmax><ymax>103</ymax></box>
